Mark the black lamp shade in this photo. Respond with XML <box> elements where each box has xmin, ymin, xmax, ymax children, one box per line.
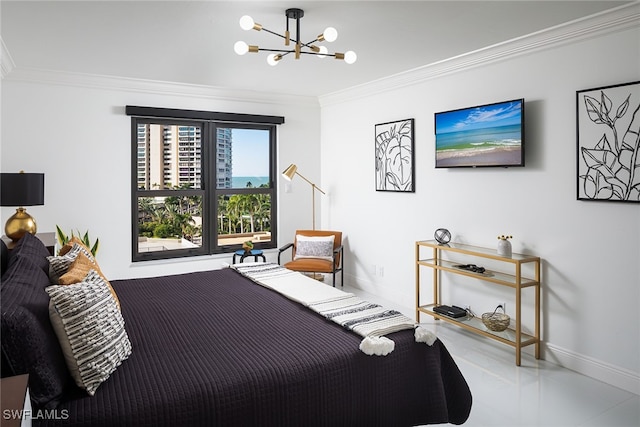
<box><xmin>1</xmin><ymin>173</ymin><xmax>45</xmax><ymax>206</ymax></box>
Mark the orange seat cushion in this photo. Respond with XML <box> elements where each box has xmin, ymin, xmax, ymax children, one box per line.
<box><xmin>284</xmin><ymin>258</ymin><xmax>334</xmax><ymax>273</ymax></box>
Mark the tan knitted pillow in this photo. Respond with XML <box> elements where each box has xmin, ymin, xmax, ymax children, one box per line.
<box><xmin>59</xmin><ymin>252</ymin><xmax>120</xmax><ymax>310</ymax></box>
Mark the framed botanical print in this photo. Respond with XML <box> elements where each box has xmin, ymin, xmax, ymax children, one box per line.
<box><xmin>577</xmin><ymin>81</ymin><xmax>640</xmax><ymax>203</ymax></box>
<box><xmin>375</xmin><ymin>118</ymin><xmax>415</xmax><ymax>192</ymax></box>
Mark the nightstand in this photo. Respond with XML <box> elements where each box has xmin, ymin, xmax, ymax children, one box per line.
<box><xmin>0</xmin><ymin>374</ymin><xmax>31</xmax><ymax>427</ymax></box>
<box><xmin>1</xmin><ymin>232</ymin><xmax>56</xmax><ymax>256</ymax></box>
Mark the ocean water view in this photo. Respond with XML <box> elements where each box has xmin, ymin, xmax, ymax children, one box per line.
<box><xmin>435</xmin><ymin>124</ymin><xmax>521</xmax><ymax>152</ymax></box>
<box><xmin>232</xmin><ymin>176</ymin><xmax>270</xmax><ymax>188</ymax></box>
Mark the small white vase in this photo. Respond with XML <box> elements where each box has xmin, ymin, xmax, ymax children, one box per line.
<box><xmin>497</xmin><ymin>239</ymin><xmax>512</xmax><ymax>257</ymax></box>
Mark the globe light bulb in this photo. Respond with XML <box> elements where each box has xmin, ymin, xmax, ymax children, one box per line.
<box><xmin>234</xmin><ymin>41</ymin><xmax>249</xmax><ymax>55</ymax></box>
<box><xmin>344</xmin><ymin>50</ymin><xmax>357</xmax><ymax>64</ymax></box>
<box><xmin>267</xmin><ymin>54</ymin><xmax>281</xmax><ymax>66</ymax></box>
<box><xmin>317</xmin><ymin>46</ymin><xmax>328</xmax><ymax>59</ymax></box>
<box><xmin>322</xmin><ymin>27</ymin><xmax>338</xmax><ymax>42</ymax></box>
<box><xmin>239</xmin><ymin>15</ymin><xmax>255</xmax><ymax>31</ymax></box>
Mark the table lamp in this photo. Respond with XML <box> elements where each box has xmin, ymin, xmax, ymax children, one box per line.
<box><xmin>1</xmin><ymin>171</ymin><xmax>45</xmax><ymax>241</ymax></box>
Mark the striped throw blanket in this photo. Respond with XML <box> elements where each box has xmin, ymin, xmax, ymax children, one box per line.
<box><xmin>233</xmin><ymin>263</ymin><xmax>436</xmax><ymax>356</ymax></box>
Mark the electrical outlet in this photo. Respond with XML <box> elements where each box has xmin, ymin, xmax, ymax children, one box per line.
<box><xmin>501</xmin><ymin>302</ymin><xmax>507</xmax><ymax>312</ymax></box>
<box><xmin>378</xmin><ymin>266</ymin><xmax>384</xmax><ymax>277</ymax></box>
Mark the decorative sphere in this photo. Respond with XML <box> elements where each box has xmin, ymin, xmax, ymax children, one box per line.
<box><xmin>316</xmin><ymin>46</ymin><xmax>328</xmax><ymax>58</ymax></box>
<box><xmin>434</xmin><ymin>228</ymin><xmax>451</xmax><ymax>244</ymax></box>
<box><xmin>266</xmin><ymin>54</ymin><xmax>280</xmax><ymax>66</ymax></box>
<box><xmin>323</xmin><ymin>27</ymin><xmax>338</xmax><ymax>42</ymax></box>
<box><xmin>239</xmin><ymin>15</ymin><xmax>255</xmax><ymax>31</ymax></box>
<box><xmin>344</xmin><ymin>50</ymin><xmax>357</xmax><ymax>64</ymax></box>
<box><xmin>234</xmin><ymin>41</ymin><xmax>249</xmax><ymax>55</ymax></box>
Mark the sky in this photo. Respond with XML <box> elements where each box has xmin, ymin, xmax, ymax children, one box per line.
<box><xmin>435</xmin><ymin>100</ymin><xmax>522</xmax><ymax>134</ymax></box>
<box><xmin>231</xmin><ymin>128</ymin><xmax>270</xmax><ymax>176</ymax></box>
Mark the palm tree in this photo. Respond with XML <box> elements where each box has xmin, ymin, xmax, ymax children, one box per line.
<box><xmin>218</xmin><ymin>196</ymin><xmax>229</xmax><ymax>234</ymax></box>
<box><xmin>256</xmin><ymin>194</ymin><xmax>271</xmax><ymax>232</ymax></box>
<box><xmin>226</xmin><ymin>195</ymin><xmax>242</xmax><ymax>233</ymax></box>
<box><xmin>138</xmin><ymin>197</ymin><xmax>155</xmax><ymax>222</ymax></box>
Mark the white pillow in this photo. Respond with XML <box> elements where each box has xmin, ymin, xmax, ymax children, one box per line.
<box><xmin>294</xmin><ymin>235</ymin><xmax>335</xmax><ymax>261</ymax></box>
<box><xmin>46</xmin><ymin>271</ymin><xmax>132</xmax><ymax>396</ymax></box>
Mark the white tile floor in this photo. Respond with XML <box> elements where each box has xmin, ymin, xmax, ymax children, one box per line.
<box><xmin>343</xmin><ymin>285</ymin><xmax>640</xmax><ymax>427</ymax></box>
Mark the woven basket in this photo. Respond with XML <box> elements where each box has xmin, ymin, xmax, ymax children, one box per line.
<box><xmin>482</xmin><ymin>308</ymin><xmax>510</xmax><ymax>332</ymax></box>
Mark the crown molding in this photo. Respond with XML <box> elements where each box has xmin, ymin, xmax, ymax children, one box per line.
<box><xmin>319</xmin><ymin>2</ymin><xmax>640</xmax><ymax>107</ymax></box>
<box><xmin>2</xmin><ymin>3</ymin><xmax>638</xmax><ymax>108</ymax></box>
<box><xmin>2</xmin><ymin>66</ymin><xmax>319</xmax><ymax>108</ymax></box>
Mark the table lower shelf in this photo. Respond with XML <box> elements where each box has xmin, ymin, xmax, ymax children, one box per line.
<box><xmin>417</xmin><ymin>304</ymin><xmax>539</xmax><ymax>349</ymax></box>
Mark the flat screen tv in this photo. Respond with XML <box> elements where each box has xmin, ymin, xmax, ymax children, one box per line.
<box><xmin>435</xmin><ymin>98</ymin><xmax>524</xmax><ymax>168</ymax></box>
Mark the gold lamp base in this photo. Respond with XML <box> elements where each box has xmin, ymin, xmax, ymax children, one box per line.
<box><xmin>4</xmin><ymin>207</ymin><xmax>38</xmax><ymax>241</ymax></box>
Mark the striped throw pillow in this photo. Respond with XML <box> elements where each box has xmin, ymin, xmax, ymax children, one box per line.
<box><xmin>58</xmin><ymin>252</ymin><xmax>121</xmax><ymax>310</ymax></box>
<box><xmin>46</xmin><ymin>271</ymin><xmax>132</xmax><ymax>396</ymax></box>
<box><xmin>47</xmin><ymin>243</ymin><xmax>95</xmax><ymax>284</ymax></box>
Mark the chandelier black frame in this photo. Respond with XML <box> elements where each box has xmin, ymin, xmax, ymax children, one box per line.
<box><xmin>234</xmin><ymin>8</ymin><xmax>357</xmax><ymax>66</ymax></box>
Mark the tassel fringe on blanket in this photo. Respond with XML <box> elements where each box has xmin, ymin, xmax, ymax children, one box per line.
<box><xmin>233</xmin><ymin>263</ymin><xmax>437</xmax><ymax>356</ymax></box>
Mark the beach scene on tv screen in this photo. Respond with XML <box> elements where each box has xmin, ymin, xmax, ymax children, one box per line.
<box><xmin>435</xmin><ymin>100</ymin><xmax>522</xmax><ymax>167</ymax></box>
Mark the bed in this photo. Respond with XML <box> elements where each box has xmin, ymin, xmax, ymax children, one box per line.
<box><xmin>1</xmin><ymin>233</ymin><xmax>471</xmax><ymax>426</ymax></box>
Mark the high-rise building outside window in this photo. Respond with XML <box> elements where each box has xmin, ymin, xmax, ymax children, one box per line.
<box><xmin>128</xmin><ymin>106</ymin><xmax>283</xmax><ymax>262</ymax></box>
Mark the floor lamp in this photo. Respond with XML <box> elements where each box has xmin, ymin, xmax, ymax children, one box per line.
<box><xmin>281</xmin><ymin>164</ymin><xmax>325</xmax><ymax>230</ymax></box>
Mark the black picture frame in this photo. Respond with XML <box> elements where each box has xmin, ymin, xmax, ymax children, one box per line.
<box><xmin>576</xmin><ymin>80</ymin><xmax>640</xmax><ymax>203</ymax></box>
<box><xmin>375</xmin><ymin>118</ymin><xmax>415</xmax><ymax>192</ymax></box>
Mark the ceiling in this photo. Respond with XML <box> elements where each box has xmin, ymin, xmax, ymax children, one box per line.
<box><xmin>1</xmin><ymin>1</ymin><xmax>631</xmax><ymax>98</ymax></box>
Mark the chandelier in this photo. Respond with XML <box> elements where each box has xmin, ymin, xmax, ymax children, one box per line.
<box><xmin>234</xmin><ymin>8</ymin><xmax>357</xmax><ymax>66</ymax></box>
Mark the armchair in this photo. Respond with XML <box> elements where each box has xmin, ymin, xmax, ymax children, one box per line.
<box><xmin>278</xmin><ymin>230</ymin><xmax>344</xmax><ymax>287</ymax></box>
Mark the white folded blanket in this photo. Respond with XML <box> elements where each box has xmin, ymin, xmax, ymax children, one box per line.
<box><xmin>233</xmin><ymin>263</ymin><xmax>436</xmax><ymax>356</ymax></box>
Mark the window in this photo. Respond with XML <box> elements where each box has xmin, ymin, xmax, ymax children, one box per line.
<box><xmin>127</xmin><ymin>106</ymin><xmax>284</xmax><ymax>261</ymax></box>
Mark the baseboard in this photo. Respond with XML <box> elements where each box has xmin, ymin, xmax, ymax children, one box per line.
<box><xmin>347</xmin><ymin>274</ymin><xmax>639</xmax><ymax>395</ymax></box>
<box><xmin>537</xmin><ymin>343</ymin><xmax>639</xmax><ymax>395</ymax></box>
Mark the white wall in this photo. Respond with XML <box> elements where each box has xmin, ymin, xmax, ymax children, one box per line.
<box><xmin>1</xmin><ymin>2</ymin><xmax>638</xmax><ymax>396</ymax></box>
<box><xmin>0</xmin><ymin>75</ymin><xmax>321</xmax><ymax>279</ymax></box>
<box><xmin>319</xmin><ymin>10</ymin><xmax>640</xmax><ymax>393</ymax></box>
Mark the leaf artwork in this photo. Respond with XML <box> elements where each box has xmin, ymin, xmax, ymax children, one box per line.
<box><xmin>375</xmin><ymin>119</ymin><xmax>414</xmax><ymax>192</ymax></box>
<box><xmin>578</xmin><ymin>82</ymin><xmax>640</xmax><ymax>202</ymax></box>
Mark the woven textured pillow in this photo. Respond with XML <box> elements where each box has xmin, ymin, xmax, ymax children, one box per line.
<box><xmin>58</xmin><ymin>252</ymin><xmax>120</xmax><ymax>310</ymax></box>
<box><xmin>58</xmin><ymin>236</ymin><xmax>91</xmax><ymax>257</ymax></box>
<box><xmin>47</xmin><ymin>271</ymin><xmax>132</xmax><ymax>396</ymax></box>
<box><xmin>294</xmin><ymin>235</ymin><xmax>335</xmax><ymax>261</ymax></box>
<box><xmin>47</xmin><ymin>243</ymin><xmax>94</xmax><ymax>284</ymax></box>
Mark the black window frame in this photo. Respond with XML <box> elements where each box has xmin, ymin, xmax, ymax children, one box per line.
<box><xmin>127</xmin><ymin>106</ymin><xmax>284</xmax><ymax>262</ymax></box>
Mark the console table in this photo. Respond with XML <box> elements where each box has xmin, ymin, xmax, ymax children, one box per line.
<box><xmin>415</xmin><ymin>240</ymin><xmax>541</xmax><ymax>366</ymax></box>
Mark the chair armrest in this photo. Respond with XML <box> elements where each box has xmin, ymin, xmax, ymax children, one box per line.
<box><xmin>332</xmin><ymin>245</ymin><xmax>344</xmax><ymax>265</ymax></box>
<box><xmin>278</xmin><ymin>243</ymin><xmax>294</xmax><ymax>264</ymax></box>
